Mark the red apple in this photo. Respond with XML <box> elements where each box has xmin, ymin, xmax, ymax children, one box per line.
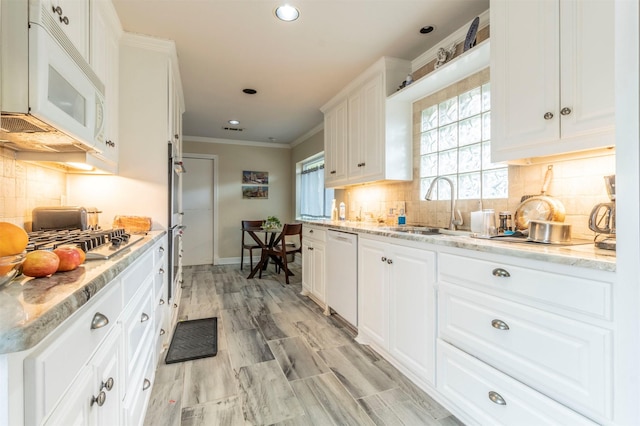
<box><xmin>53</xmin><ymin>246</ymin><xmax>82</xmax><ymax>272</ymax></box>
<box><xmin>22</xmin><ymin>250</ymin><xmax>60</xmax><ymax>278</ymax></box>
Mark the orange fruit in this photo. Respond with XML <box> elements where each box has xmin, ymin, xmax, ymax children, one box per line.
<box><xmin>0</xmin><ymin>222</ymin><xmax>29</xmax><ymax>257</ymax></box>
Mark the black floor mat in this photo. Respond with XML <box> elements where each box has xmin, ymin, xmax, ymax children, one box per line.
<box><xmin>165</xmin><ymin>317</ymin><xmax>218</xmax><ymax>364</ymax></box>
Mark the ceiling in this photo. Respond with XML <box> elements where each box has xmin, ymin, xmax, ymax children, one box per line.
<box><xmin>111</xmin><ymin>0</ymin><xmax>489</xmax><ymax>145</ymax></box>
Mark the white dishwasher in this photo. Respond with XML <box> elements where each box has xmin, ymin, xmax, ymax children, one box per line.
<box><xmin>326</xmin><ymin>229</ymin><xmax>358</xmax><ymax>327</ymax></box>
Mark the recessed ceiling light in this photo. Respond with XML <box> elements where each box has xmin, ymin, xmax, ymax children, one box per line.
<box><xmin>228</xmin><ymin>119</ymin><xmax>240</xmax><ymax>125</ymax></box>
<box><xmin>243</xmin><ymin>88</ymin><xmax>257</xmax><ymax>95</ymax></box>
<box><xmin>420</xmin><ymin>25</ymin><xmax>435</xmax><ymax>34</ymax></box>
<box><xmin>275</xmin><ymin>4</ymin><xmax>299</xmax><ymax>22</ymax></box>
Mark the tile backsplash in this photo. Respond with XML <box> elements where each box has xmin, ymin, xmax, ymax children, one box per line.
<box><xmin>344</xmin><ymin>152</ymin><xmax>615</xmax><ymax>240</ymax></box>
<box><xmin>0</xmin><ymin>148</ymin><xmax>66</xmax><ymax>227</ymax></box>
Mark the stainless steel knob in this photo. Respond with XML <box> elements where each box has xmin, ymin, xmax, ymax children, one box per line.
<box><xmin>143</xmin><ymin>379</ymin><xmax>151</xmax><ymax>391</ymax></box>
<box><xmin>491</xmin><ymin>319</ymin><xmax>510</xmax><ymax>331</ymax></box>
<box><xmin>159</xmin><ymin>246</ymin><xmax>165</xmax><ymax>253</ymax></box>
<box><xmin>91</xmin><ymin>391</ymin><xmax>106</xmax><ymax>407</ymax></box>
<box><xmin>159</xmin><ymin>298</ymin><xmax>165</xmax><ymax>305</ymax></box>
<box><xmin>543</xmin><ymin>112</ymin><xmax>554</xmax><ymax>120</ymax></box>
<box><xmin>488</xmin><ymin>391</ymin><xmax>507</xmax><ymax>405</ymax></box>
<box><xmin>381</xmin><ymin>256</ymin><xmax>387</xmax><ymax>262</ymax></box>
<box><xmin>102</xmin><ymin>377</ymin><xmax>114</xmax><ymax>392</ymax></box>
<box><xmin>52</xmin><ymin>6</ymin><xmax>62</xmax><ymax>15</ymax></box>
<box><xmin>560</xmin><ymin>107</ymin><xmax>572</xmax><ymax>116</ymax></box>
<box><xmin>387</xmin><ymin>259</ymin><xmax>393</xmax><ymax>264</ymax></box>
<box><xmin>91</xmin><ymin>312</ymin><xmax>109</xmax><ymax>329</ymax></box>
<box><xmin>60</xmin><ymin>15</ymin><xmax>69</xmax><ymax>25</ymax></box>
<box><xmin>492</xmin><ymin>268</ymin><xmax>510</xmax><ymax>278</ymax></box>
<box><xmin>159</xmin><ymin>268</ymin><xmax>165</xmax><ymax>274</ymax></box>
<box><xmin>160</xmin><ymin>329</ymin><xmax>166</xmax><ymax>335</ymax></box>
<box><xmin>141</xmin><ymin>312</ymin><xmax>150</xmax><ymax>323</ymax></box>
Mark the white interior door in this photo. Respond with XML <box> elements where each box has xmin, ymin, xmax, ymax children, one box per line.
<box><xmin>182</xmin><ymin>156</ymin><xmax>214</xmax><ymax>266</ymax></box>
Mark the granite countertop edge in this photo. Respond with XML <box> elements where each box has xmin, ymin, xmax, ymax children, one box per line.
<box><xmin>301</xmin><ymin>220</ymin><xmax>616</xmax><ymax>273</ymax></box>
<box><xmin>0</xmin><ymin>231</ymin><xmax>166</xmax><ymax>355</ymax></box>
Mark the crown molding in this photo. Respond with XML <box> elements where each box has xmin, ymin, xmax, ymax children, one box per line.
<box><xmin>290</xmin><ymin>123</ymin><xmax>324</xmax><ymax>148</ymax></box>
<box><xmin>184</xmin><ymin>136</ymin><xmax>292</xmax><ymax>149</ymax></box>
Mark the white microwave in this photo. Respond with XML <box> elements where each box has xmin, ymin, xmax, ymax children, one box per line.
<box><xmin>1</xmin><ymin>0</ymin><xmax>105</xmax><ymax>151</ymax></box>
<box><xmin>29</xmin><ymin>24</ymin><xmax>105</xmax><ymax>146</ymax></box>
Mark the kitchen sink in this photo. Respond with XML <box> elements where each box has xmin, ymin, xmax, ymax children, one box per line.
<box><xmin>381</xmin><ymin>226</ymin><xmax>471</xmax><ymax>237</ymax></box>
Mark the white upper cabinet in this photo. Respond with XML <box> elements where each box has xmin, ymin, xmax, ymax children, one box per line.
<box><xmin>90</xmin><ymin>0</ymin><xmax>121</xmax><ymax>168</ymax></box>
<box><xmin>490</xmin><ymin>0</ymin><xmax>615</xmax><ymax>163</ymax></box>
<box><xmin>323</xmin><ymin>98</ymin><xmax>348</xmax><ymax>186</ymax></box>
<box><xmin>321</xmin><ymin>57</ymin><xmax>412</xmax><ymax>187</ymax></box>
<box><xmin>45</xmin><ymin>0</ymin><xmax>90</xmax><ymax>60</ymax></box>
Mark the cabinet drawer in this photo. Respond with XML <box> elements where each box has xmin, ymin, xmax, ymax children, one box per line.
<box><xmin>438</xmin><ymin>252</ymin><xmax>612</xmax><ymax>321</ymax></box>
<box><xmin>437</xmin><ymin>341</ymin><xmax>598</xmax><ymax>426</ymax></box>
<box><xmin>124</xmin><ymin>347</ymin><xmax>155</xmax><ymax>426</ymax></box>
<box><xmin>122</xmin><ymin>278</ymin><xmax>155</xmax><ymax>377</ymax></box>
<box><xmin>25</xmin><ymin>280</ymin><xmax>123</xmax><ymax>422</ymax></box>
<box><xmin>438</xmin><ymin>283</ymin><xmax>612</xmax><ymax>419</ymax></box>
<box><xmin>122</xmin><ymin>249</ymin><xmax>154</xmax><ymax>302</ymax></box>
<box><xmin>303</xmin><ymin>225</ymin><xmax>326</xmax><ymax>242</ymax></box>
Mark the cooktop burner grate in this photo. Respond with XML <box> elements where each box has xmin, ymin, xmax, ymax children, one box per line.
<box><xmin>26</xmin><ymin>229</ymin><xmax>144</xmax><ymax>260</ymax></box>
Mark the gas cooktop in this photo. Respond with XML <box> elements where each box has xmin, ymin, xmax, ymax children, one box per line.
<box><xmin>27</xmin><ymin>229</ymin><xmax>144</xmax><ymax>260</ymax></box>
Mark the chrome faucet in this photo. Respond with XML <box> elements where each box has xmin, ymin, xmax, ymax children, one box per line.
<box><xmin>424</xmin><ymin>176</ymin><xmax>463</xmax><ymax>230</ymax></box>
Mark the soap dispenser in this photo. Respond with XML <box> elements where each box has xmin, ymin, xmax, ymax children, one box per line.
<box><xmin>398</xmin><ymin>209</ymin><xmax>406</xmax><ymax>225</ymax></box>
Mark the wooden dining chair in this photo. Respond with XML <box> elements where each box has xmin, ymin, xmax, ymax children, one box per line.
<box><xmin>241</xmin><ymin>220</ymin><xmax>264</xmax><ymax>270</ymax></box>
<box><xmin>259</xmin><ymin>223</ymin><xmax>302</xmax><ymax>284</ymax></box>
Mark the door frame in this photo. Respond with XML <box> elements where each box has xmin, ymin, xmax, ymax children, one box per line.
<box><xmin>182</xmin><ymin>153</ymin><xmax>219</xmax><ymax>265</ymax></box>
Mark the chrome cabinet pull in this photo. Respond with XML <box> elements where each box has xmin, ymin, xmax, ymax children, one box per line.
<box><xmin>159</xmin><ymin>268</ymin><xmax>165</xmax><ymax>274</ymax></box>
<box><xmin>309</xmin><ymin>229</ymin><xmax>314</xmax><ymax>233</ymax></box>
<box><xmin>143</xmin><ymin>379</ymin><xmax>151</xmax><ymax>391</ymax></box>
<box><xmin>491</xmin><ymin>268</ymin><xmax>510</xmax><ymax>278</ymax></box>
<box><xmin>141</xmin><ymin>312</ymin><xmax>150</xmax><ymax>323</ymax></box>
<box><xmin>159</xmin><ymin>298</ymin><xmax>165</xmax><ymax>305</ymax></box>
<box><xmin>330</xmin><ymin>170</ymin><xmax>336</xmax><ymax>174</ymax></box>
<box><xmin>60</xmin><ymin>15</ymin><xmax>69</xmax><ymax>25</ymax></box>
<box><xmin>387</xmin><ymin>258</ymin><xmax>393</xmax><ymax>264</ymax></box>
<box><xmin>160</xmin><ymin>328</ymin><xmax>166</xmax><ymax>335</ymax></box>
<box><xmin>543</xmin><ymin>112</ymin><xmax>554</xmax><ymax>120</ymax></box>
<box><xmin>560</xmin><ymin>107</ymin><xmax>572</xmax><ymax>116</ymax></box>
<box><xmin>101</xmin><ymin>377</ymin><xmax>114</xmax><ymax>392</ymax></box>
<box><xmin>381</xmin><ymin>256</ymin><xmax>387</xmax><ymax>262</ymax></box>
<box><xmin>488</xmin><ymin>391</ymin><xmax>507</xmax><ymax>405</ymax></box>
<box><xmin>159</xmin><ymin>246</ymin><xmax>165</xmax><ymax>253</ymax></box>
<box><xmin>491</xmin><ymin>319</ymin><xmax>510</xmax><ymax>330</ymax></box>
<box><xmin>91</xmin><ymin>312</ymin><xmax>109</xmax><ymax>330</ymax></box>
<box><xmin>52</xmin><ymin>6</ymin><xmax>62</xmax><ymax>15</ymax></box>
<box><xmin>308</xmin><ymin>247</ymin><xmax>314</xmax><ymax>251</ymax></box>
<box><xmin>91</xmin><ymin>391</ymin><xmax>106</xmax><ymax>407</ymax></box>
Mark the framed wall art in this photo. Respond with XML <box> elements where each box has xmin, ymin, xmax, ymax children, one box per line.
<box><xmin>242</xmin><ymin>170</ymin><xmax>269</xmax><ymax>185</ymax></box>
<box><xmin>242</xmin><ymin>185</ymin><xmax>268</xmax><ymax>199</ymax></box>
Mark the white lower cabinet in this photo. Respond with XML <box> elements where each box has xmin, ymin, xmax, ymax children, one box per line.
<box><xmin>301</xmin><ymin>225</ymin><xmax>326</xmax><ymax>307</ymax></box>
<box><xmin>357</xmin><ymin>236</ymin><xmax>436</xmax><ymax>384</ymax></box>
<box><xmin>15</xmin><ymin>236</ymin><xmax>169</xmax><ymax>426</ymax></box>
<box><xmin>437</xmin><ymin>248</ymin><xmax>614</xmax><ymax>424</ymax></box>
<box><xmin>437</xmin><ymin>340</ymin><xmax>598</xmax><ymax>426</ymax></box>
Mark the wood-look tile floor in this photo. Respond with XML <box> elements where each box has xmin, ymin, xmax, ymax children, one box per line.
<box><xmin>143</xmin><ymin>261</ymin><xmax>464</xmax><ymax>426</ymax></box>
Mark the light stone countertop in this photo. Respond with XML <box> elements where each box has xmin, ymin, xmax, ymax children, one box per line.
<box><xmin>302</xmin><ymin>220</ymin><xmax>616</xmax><ymax>273</ymax></box>
<box><xmin>0</xmin><ymin>231</ymin><xmax>166</xmax><ymax>355</ymax></box>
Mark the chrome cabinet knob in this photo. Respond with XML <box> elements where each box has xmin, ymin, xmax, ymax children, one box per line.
<box><xmin>543</xmin><ymin>112</ymin><xmax>554</xmax><ymax>120</ymax></box>
<box><xmin>91</xmin><ymin>312</ymin><xmax>109</xmax><ymax>330</ymax></box>
<box><xmin>560</xmin><ymin>107</ymin><xmax>572</xmax><ymax>115</ymax></box>
<box><xmin>60</xmin><ymin>15</ymin><xmax>69</xmax><ymax>25</ymax></box>
<box><xmin>52</xmin><ymin>6</ymin><xmax>62</xmax><ymax>15</ymax></box>
<box><xmin>491</xmin><ymin>268</ymin><xmax>510</xmax><ymax>278</ymax></box>
<box><xmin>387</xmin><ymin>258</ymin><xmax>393</xmax><ymax>264</ymax></box>
<box><xmin>159</xmin><ymin>246</ymin><xmax>165</xmax><ymax>253</ymax></box>
<box><xmin>381</xmin><ymin>256</ymin><xmax>387</xmax><ymax>262</ymax></box>
<box><xmin>159</xmin><ymin>298</ymin><xmax>165</xmax><ymax>305</ymax></box>
<box><xmin>159</xmin><ymin>268</ymin><xmax>165</xmax><ymax>274</ymax></box>
<box><xmin>491</xmin><ymin>319</ymin><xmax>510</xmax><ymax>331</ymax></box>
<box><xmin>488</xmin><ymin>391</ymin><xmax>507</xmax><ymax>405</ymax></box>
<box><xmin>91</xmin><ymin>391</ymin><xmax>106</xmax><ymax>407</ymax></box>
<box><xmin>141</xmin><ymin>312</ymin><xmax>150</xmax><ymax>323</ymax></box>
<box><xmin>160</xmin><ymin>328</ymin><xmax>166</xmax><ymax>335</ymax></box>
<box><xmin>101</xmin><ymin>377</ymin><xmax>114</xmax><ymax>392</ymax></box>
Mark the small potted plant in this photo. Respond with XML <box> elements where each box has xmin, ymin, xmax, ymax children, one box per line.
<box><xmin>263</xmin><ymin>216</ymin><xmax>281</xmax><ymax>230</ymax></box>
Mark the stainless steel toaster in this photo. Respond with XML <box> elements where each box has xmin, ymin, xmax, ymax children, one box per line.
<box><xmin>32</xmin><ymin>206</ymin><xmax>88</xmax><ymax>231</ymax></box>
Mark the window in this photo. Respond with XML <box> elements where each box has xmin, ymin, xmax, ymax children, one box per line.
<box><xmin>420</xmin><ymin>82</ymin><xmax>508</xmax><ymax>200</ymax></box>
<box><xmin>300</xmin><ymin>156</ymin><xmax>334</xmax><ymax>219</ymax></box>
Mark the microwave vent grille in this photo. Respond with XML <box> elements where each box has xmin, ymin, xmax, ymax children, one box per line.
<box><xmin>1</xmin><ymin>117</ymin><xmax>46</xmax><ymax>133</ymax></box>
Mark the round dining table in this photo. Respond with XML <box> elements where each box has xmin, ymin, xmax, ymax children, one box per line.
<box><xmin>243</xmin><ymin>226</ymin><xmax>284</xmax><ymax>279</ymax></box>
